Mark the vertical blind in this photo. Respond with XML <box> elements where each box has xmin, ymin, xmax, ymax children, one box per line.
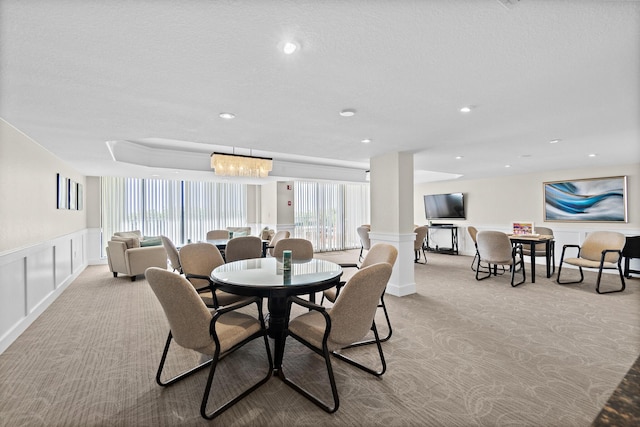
<box><xmin>101</xmin><ymin>177</ymin><xmax>368</xmax><ymax>256</ymax></box>
<box><xmin>101</xmin><ymin>177</ymin><xmax>246</xmax><ymax>255</ymax></box>
<box><xmin>294</xmin><ymin>181</ymin><xmax>370</xmax><ymax>252</ymax></box>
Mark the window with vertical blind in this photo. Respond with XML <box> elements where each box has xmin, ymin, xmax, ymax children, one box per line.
<box><xmin>294</xmin><ymin>181</ymin><xmax>370</xmax><ymax>252</ymax></box>
<box><xmin>101</xmin><ymin>177</ymin><xmax>246</xmax><ymax>255</ymax></box>
<box><xmin>101</xmin><ymin>177</ymin><xmax>368</xmax><ymax>256</ymax></box>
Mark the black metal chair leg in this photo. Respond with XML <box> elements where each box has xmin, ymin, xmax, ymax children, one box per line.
<box><xmin>595</xmin><ymin>263</ymin><xmax>626</xmax><ymax>294</ymax></box>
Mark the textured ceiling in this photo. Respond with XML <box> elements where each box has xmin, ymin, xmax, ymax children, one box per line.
<box><xmin>1</xmin><ymin>0</ymin><xmax>639</xmax><ymax>183</ymax></box>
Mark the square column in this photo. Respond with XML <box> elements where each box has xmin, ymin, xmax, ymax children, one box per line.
<box><xmin>369</xmin><ymin>151</ymin><xmax>416</xmax><ymax>296</ymax></box>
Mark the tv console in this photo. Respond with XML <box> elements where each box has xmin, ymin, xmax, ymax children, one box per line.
<box><xmin>424</xmin><ymin>224</ymin><xmax>458</xmax><ymax>255</ymax></box>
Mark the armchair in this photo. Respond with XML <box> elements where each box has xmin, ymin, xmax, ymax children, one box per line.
<box><xmin>106</xmin><ymin>231</ymin><xmax>167</xmax><ymax>281</ymax></box>
<box><xmin>557</xmin><ymin>231</ymin><xmax>626</xmax><ymax>294</ymax></box>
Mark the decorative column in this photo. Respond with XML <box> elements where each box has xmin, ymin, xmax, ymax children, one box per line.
<box><xmin>368</xmin><ymin>151</ymin><xmax>416</xmax><ymax>296</ymax></box>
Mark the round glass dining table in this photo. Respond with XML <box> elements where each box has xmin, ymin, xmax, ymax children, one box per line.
<box><xmin>210</xmin><ymin>257</ymin><xmax>342</xmax><ymax>373</ymax></box>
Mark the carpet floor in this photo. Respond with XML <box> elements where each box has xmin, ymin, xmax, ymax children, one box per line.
<box><xmin>0</xmin><ymin>250</ymin><xmax>638</xmax><ymax>427</ymax></box>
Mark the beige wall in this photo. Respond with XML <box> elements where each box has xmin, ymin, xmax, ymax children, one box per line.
<box><xmin>414</xmin><ymin>163</ymin><xmax>639</xmax><ymax>231</ymax></box>
<box><xmin>0</xmin><ymin>119</ymin><xmax>86</xmax><ymax>253</ymax></box>
<box><xmin>260</xmin><ymin>181</ymin><xmax>278</xmax><ymax>228</ymax></box>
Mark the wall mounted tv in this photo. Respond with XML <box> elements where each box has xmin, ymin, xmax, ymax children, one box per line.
<box><xmin>424</xmin><ymin>193</ymin><xmax>466</xmax><ymax>220</ymax></box>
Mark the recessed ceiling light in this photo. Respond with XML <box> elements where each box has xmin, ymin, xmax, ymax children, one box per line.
<box><xmin>282</xmin><ymin>41</ymin><xmax>298</xmax><ymax>55</ymax></box>
<box><xmin>588</xmin><ymin>153</ymin><xmax>597</xmax><ymax>157</ymax></box>
<box><xmin>219</xmin><ymin>112</ymin><xmax>235</xmax><ymax>120</ymax></box>
<box><xmin>459</xmin><ymin>106</ymin><xmax>472</xmax><ymax>113</ymax></box>
<box><xmin>340</xmin><ymin>109</ymin><xmax>356</xmax><ymax>117</ymax></box>
<box><xmin>505</xmin><ymin>164</ymin><xmax>511</xmax><ymax>168</ymax></box>
<box><xmin>455</xmin><ymin>156</ymin><xmax>464</xmax><ymax>160</ymax></box>
<box><xmin>549</xmin><ymin>139</ymin><xmax>561</xmax><ymax>144</ymax></box>
<box><xmin>361</xmin><ymin>138</ymin><xmax>371</xmax><ymax>144</ymax></box>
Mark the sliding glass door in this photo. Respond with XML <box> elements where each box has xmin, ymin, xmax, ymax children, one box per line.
<box><xmin>294</xmin><ymin>181</ymin><xmax>369</xmax><ymax>252</ymax></box>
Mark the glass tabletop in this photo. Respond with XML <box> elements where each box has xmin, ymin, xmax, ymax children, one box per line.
<box><xmin>211</xmin><ymin>257</ymin><xmax>342</xmax><ymax>288</ymax></box>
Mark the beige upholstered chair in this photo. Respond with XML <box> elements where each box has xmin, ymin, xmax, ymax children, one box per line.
<box><xmin>179</xmin><ymin>243</ymin><xmax>246</xmax><ymax>308</ymax></box>
<box><xmin>281</xmin><ymin>262</ymin><xmax>392</xmax><ymax>413</ymax></box>
<box><xmin>272</xmin><ymin>238</ymin><xmax>314</xmax><ymax>260</ymax></box>
<box><xmin>106</xmin><ymin>231</ymin><xmax>167</xmax><ymax>281</ymax></box>
<box><xmin>260</xmin><ymin>227</ymin><xmax>276</xmax><ymax>241</ymax></box>
<box><xmin>521</xmin><ymin>226</ymin><xmax>556</xmax><ymax>274</ymax></box>
<box><xmin>160</xmin><ymin>235</ymin><xmax>182</xmax><ymax>273</ymax></box>
<box><xmin>322</xmin><ymin>243</ymin><xmax>398</xmax><ymax>342</ymax></box>
<box><xmin>475</xmin><ymin>230</ymin><xmax>526</xmax><ymax>286</ymax></box>
<box><xmin>145</xmin><ymin>267</ymin><xmax>272</xmax><ymax>420</ymax></box>
<box><xmin>356</xmin><ymin>225</ymin><xmax>371</xmax><ymax>262</ymax></box>
<box><xmin>266</xmin><ymin>230</ymin><xmax>290</xmax><ymax>256</ymax></box>
<box><xmin>557</xmin><ymin>231</ymin><xmax>626</xmax><ymax>294</ymax></box>
<box><xmin>224</xmin><ymin>235</ymin><xmax>263</xmax><ymax>262</ymax></box>
<box><xmin>206</xmin><ymin>229</ymin><xmax>230</xmax><ymax>240</ymax></box>
<box><xmin>413</xmin><ymin>226</ymin><xmax>428</xmax><ymax>264</ymax></box>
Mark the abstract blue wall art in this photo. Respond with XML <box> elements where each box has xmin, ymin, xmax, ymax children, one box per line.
<box><xmin>544</xmin><ymin>176</ymin><xmax>627</xmax><ymax>222</ymax></box>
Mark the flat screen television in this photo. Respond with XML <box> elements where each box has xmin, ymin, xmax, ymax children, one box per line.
<box><xmin>424</xmin><ymin>192</ymin><xmax>465</xmax><ymax>220</ymax></box>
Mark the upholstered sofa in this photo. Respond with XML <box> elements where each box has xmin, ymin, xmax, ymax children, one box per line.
<box><xmin>106</xmin><ymin>230</ymin><xmax>167</xmax><ymax>281</ymax></box>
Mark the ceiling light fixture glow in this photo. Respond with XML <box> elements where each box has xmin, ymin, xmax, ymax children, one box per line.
<box><xmin>283</xmin><ymin>41</ymin><xmax>298</xmax><ymax>55</ymax></box>
<box><xmin>211</xmin><ymin>152</ymin><xmax>273</xmax><ymax>178</ymax></box>
<box><xmin>588</xmin><ymin>153</ymin><xmax>597</xmax><ymax>157</ymax></box>
<box><xmin>219</xmin><ymin>112</ymin><xmax>235</xmax><ymax>120</ymax></box>
<box><xmin>361</xmin><ymin>138</ymin><xmax>371</xmax><ymax>144</ymax></box>
<box><xmin>459</xmin><ymin>106</ymin><xmax>472</xmax><ymax>113</ymax></box>
<box><xmin>549</xmin><ymin>139</ymin><xmax>561</xmax><ymax>144</ymax></box>
<box><xmin>455</xmin><ymin>156</ymin><xmax>463</xmax><ymax>160</ymax></box>
<box><xmin>340</xmin><ymin>109</ymin><xmax>356</xmax><ymax>117</ymax></box>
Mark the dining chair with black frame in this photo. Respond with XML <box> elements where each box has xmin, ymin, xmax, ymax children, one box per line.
<box><xmin>356</xmin><ymin>225</ymin><xmax>371</xmax><ymax>262</ymax></box>
<box><xmin>475</xmin><ymin>230</ymin><xmax>526</xmax><ymax>287</ymax></box>
<box><xmin>414</xmin><ymin>225</ymin><xmax>428</xmax><ymax>264</ymax></box>
<box><xmin>280</xmin><ymin>262</ymin><xmax>393</xmax><ymax>414</ymax></box>
<box><xmin>179</xmin><ymin>242</ymin><xmax>247</xmax><ymax>308</ymax></box>
<box><xmin>224</xmin><ymin>235</ymin><xmax>263</xmax><ymax>262</ymax></box>
<box><xmin>272</xmin><ymin>238</ymin><xmax>314</xmax><ymax>260</ymax></box>
<box><xmin>321</xmin><ymin>243</ymin><xmax>398</xmax><ymax>344</ymax></box>
<box><xmin>160</xmin><ymin>235</ymin><xmax>182</xmax><ymax>274</ymax></box>
<box><xmin>146</xmin><ymin>267</ymin><xmax>273</xmax><ymax>420</ymax></box>
<box><xmin>266</xmin><ymin>230</ymin><xmax>290</xmax><ymax>257</ymax></box>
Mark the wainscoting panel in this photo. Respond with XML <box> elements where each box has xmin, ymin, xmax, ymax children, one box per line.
<box><xmin>26</xmin><ymin>247</ymin><xmax>55</xmax><ymax>314</ymax></box>
<box><xmin>0</xmin><ymin>229</ymin><xmax>88</xmax><ymax>354</ymax></box>
<box><xmin>0</xmin><ymin>257</ymin><xmax>26</xmax><ymax>343</ymax></box>
<box><xmin>55</xmin><ymin>238</ymin><xmax>72</xmax><ymax>288</ymax></box>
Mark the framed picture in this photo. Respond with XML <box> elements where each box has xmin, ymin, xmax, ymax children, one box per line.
<box><xmin>544</xmin><ymin>176</ymin><xmax>628</xmax><ymax>222</ymax></box>
<box><xmin>512</xmin><ymin>221</ymin><xmax>535</xmax><ymax>235</ymax></box>
<box><xmin>57</xmin><ymin>174</ymin><xmax>68</xmax><ymax>209</ymax></box>
<box><xmin>69</xmin><ymin>180</ymin><xmax>77</xmax><ymax>210</ymax></box>
<box><xmin>77</xmin><ymin>183</ymin><xmax>83</xmax><ymax>210</ymax></box>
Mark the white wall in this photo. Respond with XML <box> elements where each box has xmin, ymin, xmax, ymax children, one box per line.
<box><xmin>260</xmin><ymin>181</ymin><xmax>278</xmax><ymax>230</ymax></box>
<box><xmin>0</xmin><ymin>119</ymin><xmax>88</xmax><ymax>354</ymax></box>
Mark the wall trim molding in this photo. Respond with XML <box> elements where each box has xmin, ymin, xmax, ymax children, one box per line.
<box><xmin>0</xmin><ymin>229</ymin><xmax>88</xmax><ymax>354</ymax></box>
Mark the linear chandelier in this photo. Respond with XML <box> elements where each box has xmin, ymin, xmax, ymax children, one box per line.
<box><xmin>210</xmin><ymin>152</ymin><xmax>273</xmax><ymax>178</ymax></box>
